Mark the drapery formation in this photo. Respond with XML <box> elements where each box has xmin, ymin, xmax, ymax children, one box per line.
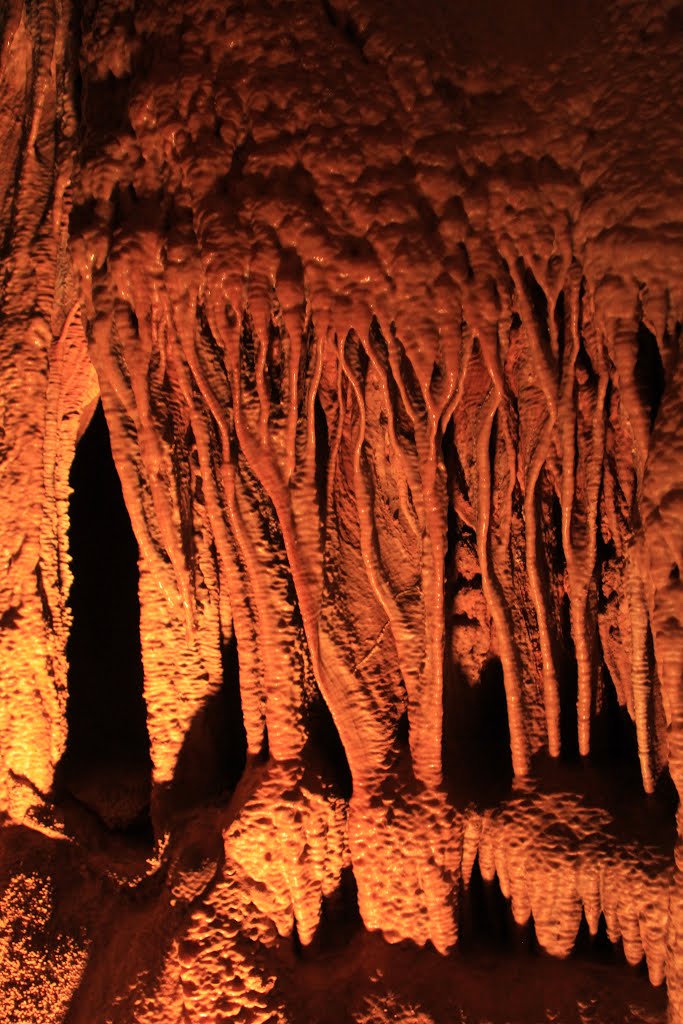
<box><xmin>0</xmin><ymin>0</ymin><xmax>682</xmax><ymax>1021</ymax></box>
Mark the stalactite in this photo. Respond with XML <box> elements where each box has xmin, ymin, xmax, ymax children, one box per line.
<box><xmin>318</xmin><ymin>343</ymin><xmax>405</xmax><ymax>787</ymax></box>
<box><xmin>181</xmin><ymin>314</ymin><xmax>309</xmax><ymax>761</ymax></box>
<box><xmin>475</xmin><ymin>324</ymin><xmax>530</xmax><ymax>778</ymax></box>
<box><xmin>1</xmin><ymin>0</ymin><xmax>681</xmax><ymax>1019</ymax></box>
<box><xmin>340</xmin><ymin>328</ymin><xmax>447</xmax><ymax>787</ymax></box>
<box><xmin>557</xmin><ymin>274</ymin><xmax>608</xmax><ymax>758</ymax></box>
<box><xmin>387</xmin><ymin>333</ymin><xmax>454</xmax><ymax>787</ymax></box>
<box><xmin>168</xmin><ymin>334</ymin><xmax>268</xmax><ymax>756</ymax></box>
<box><xmin>510</xmin><ymin>257</ymin><xmax>562</xmax><ymax>756</ymax></box>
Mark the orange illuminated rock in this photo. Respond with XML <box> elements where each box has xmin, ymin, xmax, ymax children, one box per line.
<box><xmin>0</xmin><ymin>0</ymin><xmax>681</xmax><ymax>1022</ymax></box>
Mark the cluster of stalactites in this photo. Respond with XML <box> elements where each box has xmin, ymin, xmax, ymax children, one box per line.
<box><xmin>78</xmin><ymin>214</ymin><xmax>676</xmax><ymax>808</ymax></box>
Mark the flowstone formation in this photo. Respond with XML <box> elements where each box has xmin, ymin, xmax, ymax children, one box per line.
<box><xmin>0</xmin><ymin>0</ymin><xmax>682</xmax><ymax>1021</ymax></box>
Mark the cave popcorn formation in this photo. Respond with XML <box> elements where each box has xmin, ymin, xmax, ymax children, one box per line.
<box><xmin>0</xmin><ymin>0</ymin><xmax>682</xmax><ymax>1021</ymax></box>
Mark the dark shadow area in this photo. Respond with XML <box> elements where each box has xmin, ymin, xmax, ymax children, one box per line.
<box><xmin>634</xmin><ymin>321</ymin><xmax>665</xmax><ymax>428</ymax></box>
<box><xmin>591</xmin><ymin>665</ymin><xmax>641</xmax><ymax>774</ymax></box>
<box><xmin>441</xmin><ymin>419</ymin><xmax>461</xmax><ymax>574</ymax></box>
<box><xmin>314</xmin><ymin>393</ymin><xmax>329</xmax><ymax>533</ymax></box>
<box><xmin>396</xmin><ymin>709</ymin><xmax>410</xmax><ymax>749</ymax></box>
<box><xmin>55</xmin><ymin>401</ymin><xmax>152</xmax><ymax>835</ymax></box>
<box><xmin>554</xmin><ymin>288</ymin><xmax>566</xmax><ymax>366</ymax></box>
<box><xmin>472</xmin><ymin>657</ymin><xmax>513</xmax><ymax>789</ymax></box>
<box><xmin>520</xmin><ymin>260</ymin><xmax>551</xmax><ymax>353</ymax></box>
<box><xmin>166</xmin><ymin>633</ymin><xmax>248</xmax><ymax>814</ymax></box>
<box><xmin>572</xmin><ymin>909</ymin><xmax>627</xmax><ymax>968</ymax></box>
<box><xmin>558</xmin><ymin>593</ymin><xmax>580</xmax><ymax>760</ymax></box>
<box><xmin>458</xmin><ymin>858</ymin><xmax>651</xmax><ymax>982</ymax></box>
<box><xmin>458</xmin><ymin>858</ymin><xmax>537</xmax><ymax>955</ymax></box>
<box><xmin>298</xmin><ymin>866</ymin><xmax>362</xmax><ymax>960</ymax></box>
<box><xmin>306</xmin><ymin>695</ymin><xmax>353</xmax><ymax>800</ymax></box>
<box><xmin>444</xmin><ymin>656</ymin><xmax>514</xmax><ymax>806</ymax></box>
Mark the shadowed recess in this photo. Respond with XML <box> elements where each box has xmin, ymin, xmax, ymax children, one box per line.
<box><xmin>306</xmin><ymin>693</ymin><xmax>353</xmax><ymax>799</ymax></box>
<box><xmin>475</xmin><ymin>656</ymin><xmax>514</xmax><ymax>787</ymax></box>
<box><xmin>167</xmin><ymin>633</ymin><xmax>248</xmax><ymax>812</ymax></box>
<box><xmin>634</xmin><ymin>322</ymin><xmax>665</xmax><ymax>428</ymax></box>
<box><xmin>56</xmin><ymin>401</ymin><xmax>152</xmax><ymax>830</ymax></box>
<box><xmin>444</xmin><ymin>654</ymin><xmax>514</xmax><ymax>804</ymax></box>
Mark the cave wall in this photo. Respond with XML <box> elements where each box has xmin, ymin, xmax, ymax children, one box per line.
<box><xmin>0</xmin><ymin>0</ymin><xmax>682</xmax><ymax>1021</ymax></box>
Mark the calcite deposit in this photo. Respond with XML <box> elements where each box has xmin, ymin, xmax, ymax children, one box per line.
<box><xmin>0</xmin><ymin>0</ymin><xmax>682</xmax><ymax>1021</ymax></box>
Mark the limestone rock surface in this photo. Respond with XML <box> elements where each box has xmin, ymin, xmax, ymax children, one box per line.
<box><xmin>0</xmin><ymin>0</ymin><xmax>681</xmax><ymax>1021</ymax></box>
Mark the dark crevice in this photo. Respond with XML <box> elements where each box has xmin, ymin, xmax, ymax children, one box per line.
<box><xmin>240</xmin><ymin>318</ymin><xmax>258</xmax><ymax>386</ymax></box>
<box><xmin>441</xmin><ymin>418</ymin><xmax>459</xmax><ymax>575</ymax></box>
<box><xmin>442</xmin><ymin>417</ymin><xmax>478</xmax><ymax>785</ymax></box>
<box><xmin>446</xmin><ymin>427</ymin><xmax>471</xmax><ymax>509</ymax></box>
<box><xmin>343</xmin><ymin>13</ymin><xmax>366</xmax><ymax>55</ymax></box>
<box><xmin>537</xmin><ymin>480</ymin><xmax>565</xmax><ymax>685</ymax></box>
<box><xmin>55</xmin><ymin>401</ymin><xmax>152</xmax><ymax>833</ymax></box>
<box><xmin>166</xmin><ymin>632</ymin><xmax>247</xmax><ymax>815</ymax></box>
<box><xmin>575</xmin><ymin>330</ymin><xmax>597</xmax><ymax>386</ymax></box>
<box><xmin>554</xmin><ymin>288</ymin><xmax>566</xmax><ymax>367</ymax></box>
<box><xmin>260</xmin><ymin>723</ymin><xmax>271</xmax><ymax>763</ymax></box>
<box><xmin>68</xmin><ymin>0</ymin><xmax>83</xmax><ymax>129</ymax></box>
<box><xmin>266</xmin><ymin>322</ymin><xmax>286</xmax><ymax>407</ymax></box>
<box><xmin>457</xmin><ymin>242</ymin><xmax>474</xmax><ymax>281</ymax></box>
<box><xmin>593</xmin><ymin>520</ymin><xmax>644</xmax><ymax>779</ymax></box>
<box><xmin>396</xmin><ymin>709</ymin><xmax>410</xmax><ymax>748</ymax></box>
<box><xmin>298</xmin><ymin>866</ymin><xmax>362</xmax><ymax>958</ymax></box>
<box><xmin>478</xmin><ymin>657</ymin><xmax>513</xmax><ymax>787</ymax></box>
<box><xmin>321</xmin><ymin>0</ymin><xmax>338</xmax><ymax>27</ymax></box>
<box><xmin>558</xmin><ymin>593</ymin><xmax>580</xmax><ymax>760</ymax></box>
<box><xmin>591</xmin><ymin>661</ymin><xmax>641</xmax><ymax>775</ymax></box>
<box><xmin>634</xmin><ymin>321</ymin><xmax>665</xmax><ymax>428</ymax></box>
<box><xmin>488</xmin><ymin>407</ymin><xmax>499</xmax><ymax>479</ymax></box>
<box><xmin>307</xmin><ymin>695</ymin><xmax>353</xmax><ymax>800</ymax></box>
<box><xmin>459</xmin><ymin>859</ymin><xmax>536</xmax><ymax>954</ymax></box>
<box><xmin>320</xmin><ymin>0</ymin><xmax>369</xmax><ymax>62</ymax></box>
<box><xmin>520</xmin><ymin>260</ymin><xmax>551</xmax><ymax>354</ymax></box>
<box><xmin>314</xmin><ymin>393</ymin><xmax>329</xmax><ymax>533</ymax></box>
<box><xmin>446</xmin><ymin>657</ymin><xmax>513</xmax><ymax>801</ymax></box>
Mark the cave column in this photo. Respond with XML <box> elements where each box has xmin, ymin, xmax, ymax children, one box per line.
<box><xmin>0</xmin><ymin>0</ymin><xmax>89</xmax><ymax>820</ymax></box>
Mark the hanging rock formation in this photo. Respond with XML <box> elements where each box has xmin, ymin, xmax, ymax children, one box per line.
<box><xmin>0</xmin><ymin>0</ymin><xmax>682</xmax><ymax>1021</ymax></box>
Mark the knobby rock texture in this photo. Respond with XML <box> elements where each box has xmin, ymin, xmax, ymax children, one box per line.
<box><xmin>0</xmin><ymin>0</ymin><xmax>682</xmax><ymax>1021</ymax></box>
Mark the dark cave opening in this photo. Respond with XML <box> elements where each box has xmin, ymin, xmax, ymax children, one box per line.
<box><xmin>56</xmin><ymin>401</ymin><xmax>152</xmax><ymax>833</ymax></box>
